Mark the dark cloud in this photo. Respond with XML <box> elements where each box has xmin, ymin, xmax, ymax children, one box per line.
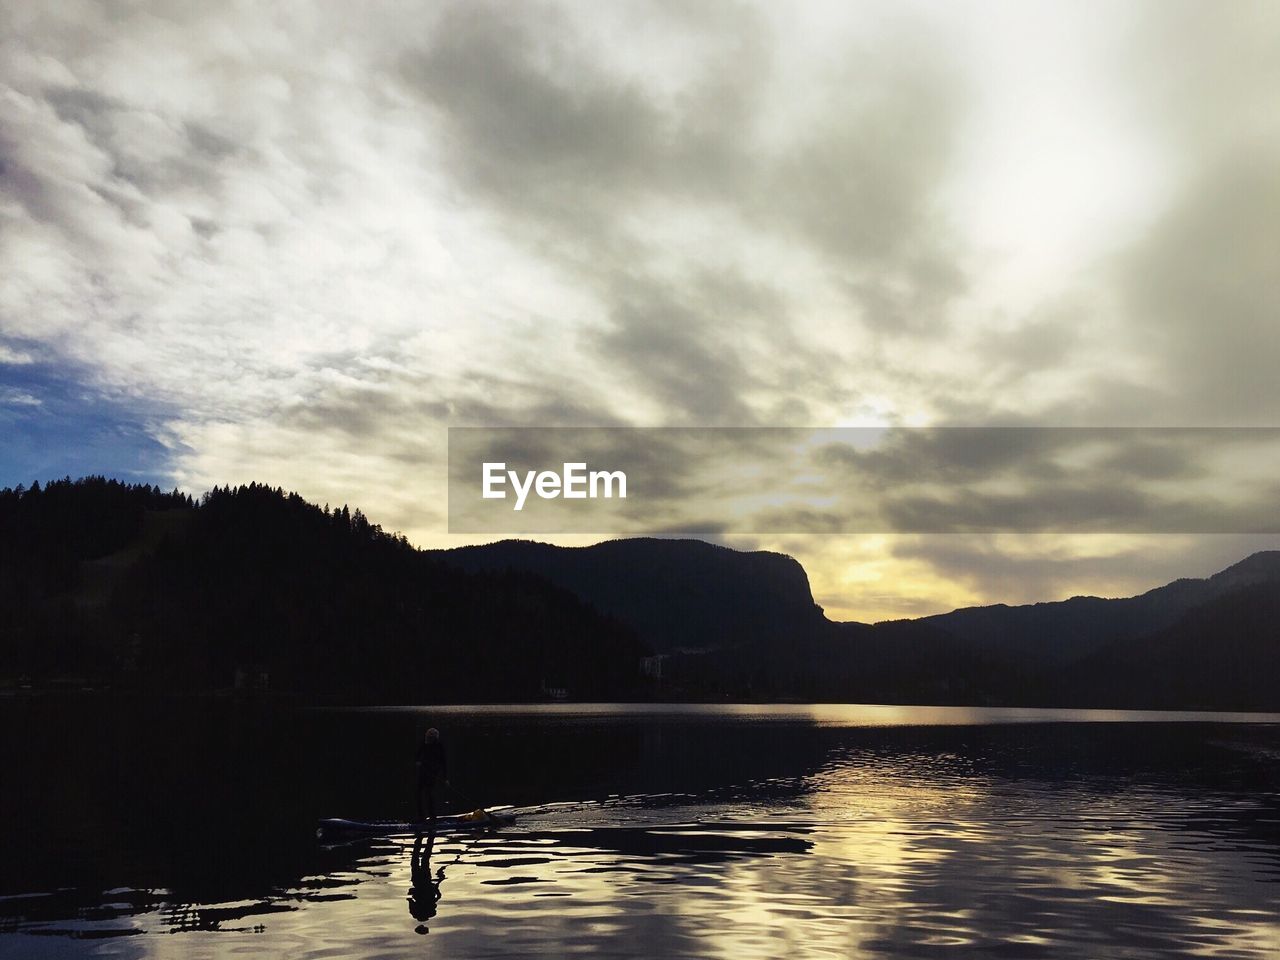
<box><xmin>398</xmin><ymin>0</ymin><xmax>967</xmax><ymax>422</ymax></box>
<box><xmin>816</xmin><ymin>428</ymin><xmax>1080</xmax><ymax>486</ymax></box>
<box><xmin>1095</xmin><ymin>436</ymin><xmax>1208</xmax><ymax>481</ymax></box>
<box><xmin>1058</xmin><ymin>1</ymin><xmax>1280</xmax><ymax>427</ymax></box>
<box><xmin>44</xmin><ymin>87</ymin><xmax>118</xmax><ymax>141</ymax></box>
<box><xmin>445</xmin><ymin>426</ymin><xmax>1280</xmax><ymax>535</ymax></box>
<box><xmin>816</xmin><ymin>428</ymin><xmax>1278</xmax><ymax>533</ymax></box>
<box><xmin>274</xmin><ymin>361</ymin><xmax>622</xmax><ymax>444</ymax></box>
<box><xmin>594</xmin><ymin>276</ymin><xmax>761</xmax><ymax>424</ymax></box>
<box><xmin>761</xmin><ymin>59</ymin><xmax>964</xmax><ymax>335</ymax></box>
<box><xmin>1121</xmin><ymin>157</ymin><xmax>1280</xmax><ymax>424</ymax></box>
<box><xmin>0</xmin><ymin>113</ymin><xmax>61</xmax><ymax>225</ymax></box>
<box><xmin>400</xmin><ymin>1</ymin><xmax>729</xmax><ymax>249</ymax></box>
<box><xmin>400</xmin><ymin>0</ymin><xmax>960</xmax><ymax>272</ymax></box>
<box><xmin>818</xmin><ymin>427</ymin><xmax>1227</xmax><ymax>490</ymax></box>
<box><xmin>980</xmin><ymin>303</ymin><xmax>1085</xmax><ymax>380</ymax></box>
<box><xmin>590</xmin><ymin>269</ymin><xmax>842</xmax><ymax>425</ymax></box>
<box><xmin>883</xmin><ymin>483</ymin><xmax>1183</xmax><ymax>535</ymax></box>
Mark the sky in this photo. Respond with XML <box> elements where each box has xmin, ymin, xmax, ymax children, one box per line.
<box><xmin>2</xmin><ymin>0</ymin><xmax>1279</xmax><ymax>621</ymax></box>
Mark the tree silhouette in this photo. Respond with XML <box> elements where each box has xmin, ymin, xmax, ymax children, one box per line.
<box><xmin>0</xmin><ymin>478</ymin><xmax>648</xmax><ymax>700</ymax></box>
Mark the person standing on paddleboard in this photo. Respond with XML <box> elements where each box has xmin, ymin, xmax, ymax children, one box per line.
<box><xmin>416</xmin><ymin>727</ymin><xmax>449</xmax><ymax>822</ymax></box>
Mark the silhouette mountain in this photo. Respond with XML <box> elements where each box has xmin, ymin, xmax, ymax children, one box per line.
<box><xmin>437</xmin><ymin>539</ymin><xmax>1009</xmax><ymax>702</ymax></box>
<box><xmin>1057</xmin><ymin>579</ymin><xmax>1280</xmax><ymax>710</ymax></box>
<box><xmin>911</xmin><ymin>552</ymin><xmax>1280</xmax><ymax>665</ymax></box>
<box><xmin>438</xmin><ymin>538</ymin><xmax>827</xmax><ymax>654</ymax></box>
<box><xmin>435</xmin><ymin>539</ymin><xmax>1280</xmax><ymax>708</ymax></box>
<box><xmin>4</xmin><ymin>478</ymin><xmax>1278</xmax><ymax>708</ymax></box>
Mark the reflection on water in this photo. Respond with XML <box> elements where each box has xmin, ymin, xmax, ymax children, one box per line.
<box><xmin>407</xmin><ymin>831</ymin><xmax>444</xmax><ymax>934</ymax></box>
<box><xmin>2</xmin><ymin>702</ymin><xmax>1279</xmax><ymax>958</ymax></box>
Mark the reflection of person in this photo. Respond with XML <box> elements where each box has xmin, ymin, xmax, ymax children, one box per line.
<box><xmin>408</xmin><ymin>830</ymin><xmax>442</xmax><ymax>934</ymax></box>
<box><xmin>415</xmin><ymin>727</ymin><xmax>449</xmax><ymax>822</ymax></box>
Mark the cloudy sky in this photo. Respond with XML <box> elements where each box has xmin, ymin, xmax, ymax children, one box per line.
<box><xmin>2</xmin><ymin>0</ymin><xmax>1278</xmax><ymax>620</ymax></box>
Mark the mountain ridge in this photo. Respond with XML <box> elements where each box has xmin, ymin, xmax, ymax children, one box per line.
<box><xmin>905</xmin><ymin>550</ymin><xmax>1280</xmax><ymax>667</ymax></box>
<box><xmin>4</xmin><ymin>477</ymin><xmax>1278</xmax><ymax>708</ymax></box>
<box><xmin>438</xmin><ymin>537</ymin><xmax>827</xmax><ymax>655</ymax></box>
<box><xmin>438</xmin><ymin>538</ymin><xmax>1280</xmax><ymax>707</ymax></box>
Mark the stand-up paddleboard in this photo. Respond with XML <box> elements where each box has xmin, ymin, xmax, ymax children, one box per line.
<box><xmin>317</xmin><ymin>807</ymin><xmax>516</xmax><ymax>840</ymax></box>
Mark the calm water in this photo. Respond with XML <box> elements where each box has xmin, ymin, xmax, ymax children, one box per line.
<box><xmin>2</xmin><ymin>701</ymin><xmax>1279</xmax><ymax>958</ymax></box>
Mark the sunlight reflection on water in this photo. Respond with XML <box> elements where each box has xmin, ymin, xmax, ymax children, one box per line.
<box><xmin>2</xmin><ymin>705</ymin><xmax>1279</xmax><ymax>959</ymax></box>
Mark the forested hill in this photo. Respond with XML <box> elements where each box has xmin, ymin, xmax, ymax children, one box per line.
<box><xmin>5</xmin><ymin>478</ymin><xmax>1279</xmax><ymax>709</ymax></box>
<box><xmin>0</xmin><ymin>478</ymin><xmax>647</xmax><ymax>700</ymax></box>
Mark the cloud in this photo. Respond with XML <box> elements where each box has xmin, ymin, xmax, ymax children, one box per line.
<box><xmin>446</xmin><ymin>426</ymin><xmax>1280</xmax><ymax>538</ymax></box>
<box><xmin>398</xmin><ymin>0</ymin><xmax>968</xmax><ymax>423</ymax></box>
<box><xmin>3</xmin><ymin>0</ymin><xmax>1278</xmax><ymax>615</ymax></box>
<box><xmin>1</xmin><ymin>389</ymin><xmax>40</xmax><ymax>407</ymax></box>
<box><xmin>0</xmin><ymin>343</ymin><xmax>35</xmax><ymax>365</ymax></box>
<box><xmin>2</xmin><ymin>0</ymin><xmax>968</xmax><ymax>463</ymax></box>
<box><xmin>1118</xmin><ymin>156</ymin><xmax>1280</xmax><ymax>424</ymax></box>
<box><xmin>1022</xmin><ymin>0</ymin><xmax>1280</xmax><ymax>428</ymax></box>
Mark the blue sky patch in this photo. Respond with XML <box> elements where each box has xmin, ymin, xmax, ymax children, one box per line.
<box><xmin>0</xmin><ymin>358</ymin><xmax>178</xmax><ymax>491</ymax></box>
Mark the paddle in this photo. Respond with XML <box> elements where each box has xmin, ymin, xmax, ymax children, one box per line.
<box><xmin>445</xmin><ymin>782</ymin><xmax>486</xmax><ymax>815</ymax></box>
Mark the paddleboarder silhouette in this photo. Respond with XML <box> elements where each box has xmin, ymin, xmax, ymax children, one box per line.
<box><xmin>415</xmin><ymin>727</ymin><xmax>449</xmax><ymax>822</ymax></box>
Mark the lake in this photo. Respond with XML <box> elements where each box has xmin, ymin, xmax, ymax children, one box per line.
<box><xmin>2</xmin><ymin>701</ymin><xmax>1279</xmax><ymax>958</ymax></box>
